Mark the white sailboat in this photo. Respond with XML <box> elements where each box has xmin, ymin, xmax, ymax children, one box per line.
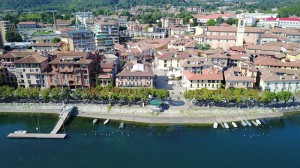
<box><xmin>103</xmin><ymin>119</ymin><xmax>110</xmax><ymax>125</ymax></box>
<box><xmin>231</xmin><ymin>122</ymin><xmax>238</xmax><ymax>128</ymax></box>
<box><xmin>213</xmin><ymin>122</ymin><xmax>218</xmax><ymax>129</ymax></box>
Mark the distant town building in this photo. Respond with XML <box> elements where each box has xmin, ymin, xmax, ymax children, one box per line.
<box><xmin>94</xmin><ymin>19</ymin><xmax>119</xmax><ymax>50</ymax></box>
<box><xmin>62</xmin><ymin>27</ymin><xmax>96</xmax><ymax>52</ymax></box>
<box><xmin>258</xmin><ymin>18</ymin><xmax>300</xmax><ymax>28</ymax></box>
<box><xmin>0</xmin><ymin>21</ymin><xmax>15</xmax><ymax>43</ymax></box>
<box><xmin>75</xmin><ymin>12</ymin><xmax>93</xmax><ymax>25</ymax></box>
<box><xmin>17</xmin><ymin>21</ymin><xmax>38</xmax><ymax>30</ymax></box>
<box><xmin>160</xmin><ymin>17</ymin><xmax>183</xmax><ymax>28</ymax></box>
<box><xmin>32</xmin><ymin>43</ymin><xmax>62</xmax><ymax>52</ymax></box>
<box><xmin>55</xmin><ymin>19</ymin><xmax>72</xmax><ymax>28</ymax></box>
<box><xmin>194</xmin><ymin>13</ymin><xmax>236</xmax><ymax>24</ymax></box>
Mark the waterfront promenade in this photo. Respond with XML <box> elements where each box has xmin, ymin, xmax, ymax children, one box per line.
<box><xmin>0</xmin><ymin>103</ymin><xmax>299</xmax><ymax>124</ymax></box>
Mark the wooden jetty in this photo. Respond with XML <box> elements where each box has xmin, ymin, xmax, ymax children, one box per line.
<box><xmin>7</xmin><ymin>105</ymin><xmax>74</xmax><ymax>139</ymax></box>
<box><xmin>7</xmin><ymin>133</ymin><xmax>66</xmax><ymax>139</ymax></box>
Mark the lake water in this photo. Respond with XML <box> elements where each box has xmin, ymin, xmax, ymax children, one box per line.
<box><xmin>1</xmin><ymin>112</ymin><xmax>300</xmax><ymax>168</ymax></box>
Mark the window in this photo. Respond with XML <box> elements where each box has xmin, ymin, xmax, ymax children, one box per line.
<box><xmin>61</xmin><ymin>64</ymin><xmax>65</xmax><ymax>69</ymax></box>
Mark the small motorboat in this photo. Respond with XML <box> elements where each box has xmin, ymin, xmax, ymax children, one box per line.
<box><xmin>14</xmin><ymin>130</ymin><xmax>27</xmax><ymax>134</ymax></box>
<box><xmin>260</xmin><ymin>119</ymin><xmax>268</xmax><ymax>124</ymax></box>
<box><xmin>93</xmin><ymin>119</ymin><xmax>98</xmax><ymax>125</ymax></box>
<box><xmin>251</xmin><ymin>120</ymin><xmax>259</xmax><ymax>126</ymax></box>
<box><xmin>103</xmin><ymin>119</ymin><xmax>110</xmax><ymax>125</ymax></box>
<box><xmin>119</xmin><ymin>122</ymin><xmax>125</xmax><ymax>129</ymax></box>
<box><xmin>224</xmin><ymin>122</ymin><xmax>229</xmax><ymax>129</ymax></box>
<box><xmin>256</xmin><ymin>119</ymin><xmax>261</xmax><ymax>125</ymax></box>
<box><xmin>213</xmin><ymin>122</ymin><xmax>218</xmax><ymax>129</ymax></box>
<box><xmin>232</xmin><ymin>122</ymin><xmax>238</xmax><ymax>128</ymax></box>
<box><xmin>244</xmin><ymin>120</ymin><xmax>252</xmax><ymax>127</ymax></box>
<box><xmin>241</xmin><ymin>120</ymin><xmax>247</xmax><ymax>126</ymax></box>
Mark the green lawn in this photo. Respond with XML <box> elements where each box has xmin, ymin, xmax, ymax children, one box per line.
<box><xmin>32</xmin><ymin>30</ymin><xmax>53</xmax><ymax>37</ymax></box>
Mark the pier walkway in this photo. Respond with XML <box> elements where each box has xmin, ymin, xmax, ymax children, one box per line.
<box><xmin>50</xmin><ymin>106</ymin><xmax>74</xmax><ymax>134</ymax></box>
<box><xmin>7</xmin><ymin>105</ymin><xmax>74</xmax><ymax>139</ymax></box>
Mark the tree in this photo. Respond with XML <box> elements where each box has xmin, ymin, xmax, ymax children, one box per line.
<box><xmin>119</xmin><ymin>26</ymin><xmax>127</xmax><ymax>31</ymax></box>
<box><xmin>225</xmin><ymin>18</ymin><xmax>238</xmax><ymax>25</ymax></box>
<box><xmin>51</xmin><ymin>38</ymin><xmax>61</xmax><ymax>43</ymax></box>
<box><xmin>195</xmin><ymin>44</ymin><xmax>211</xmax><ymax>50</ymax></box>
<box><xmin>206</xmin><ymin>19</ymin><xmax>216</xmax><ymax>26</ymax></box>
<box><xmin>277</xmin><ymin>91</ymin><xmax>292</xmax><ymax>104</ymax></box>
<box><xmin>157</xmin><ymin>21</ymin><xmax>162</xmax><ymax>27</ymax></box>
<box><xmin>216</xmin><ymin>17</ymin><xmax>225</xmax><ymax>25</ymax></box>
<box><xmin>40</xmin><ymin>88</ymin><xmax>51</xmax><ymax>100</ymax></box>
<box><xmin>0</xmin><ymin>76</ymin><xmax>5</xmax><ymax>86</ymax></box>
<box><xmin>5</xmin><ymin>31</ymin><xmax>22</xmax><ymax>42</ymax></box>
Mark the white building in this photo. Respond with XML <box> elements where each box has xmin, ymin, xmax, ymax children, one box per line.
<box><xmin>259</xmin><ymin>68</ymin><xmax>300</xmax><ymax>93</ymax></box>
<box><xmin>75</xmin><ymin>12</ymin><xmax>93</xmax><ymax>25</ymax></box>
<box><xmin>258</xmin><ymin>18</ymin><xmax>300</xmax><ymax>28</ymax></box>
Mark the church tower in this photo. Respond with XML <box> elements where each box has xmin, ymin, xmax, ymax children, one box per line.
<box><xmin>236</xmin><ymin>17</ymin><xmax>246</xmax><ymax>46</ymax></box>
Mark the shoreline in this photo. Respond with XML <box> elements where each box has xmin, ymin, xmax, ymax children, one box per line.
<box><xmin>0</xmin><ymin>103</ymin><xmax>299</xmax><ymax>124</ymax></box>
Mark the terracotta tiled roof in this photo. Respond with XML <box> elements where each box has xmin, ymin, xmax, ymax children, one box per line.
<box><xmin>183</xmin><ymin>68</ymin><xmax>223</xmax><ymax>80</ymax></box>
<box><xmin>98</xmin><ymin>74</ymin><xmax>112</xmax><ymax>79</ymax></box>
<box><xmin>260</xmin><ymin>68</ymin><xmax>300</xmax><ymax>82</ymax></box>
<box><xmin>32</xmin><ymin>43</ymin><xmax>61</xmax><ymax>47</ymax></box>
<box><xmin>117</xmin><ymin>63</ymin><xmax>153</xmax><ymax>77</ymax></box>
<box><xmin>14</xmin><ymin>53</ymin><xmax>48</xmax><ymax>64</ymax></box>
<box><xmin>100</xmin><ymin>61</ymin><xmax>114</xmax><ymax>69</ymax></box>
<box><xmin>209</xmin><ymin>53</ymin><xmax>229</xmax><ymax>59</ymax></box>
<box><xmin>247</xmin><ymin>45</ymin><xmax>281</xmax><ymax>52</ymax></box>
<box><xmin>158</xmin><ymin>51</ymin><xmax>190</xmax><ymax>60</ymax></box>
<box><xmin>224</xmin><ymin>67</ymin><xmax>255</xmax><ymax>82</ymax></box>
<box><xmin>229</xmin><ymin>46</ymin><xmax>246</xmax><ymax>52</ymax></box>
<box><xmin>0</xmin><ymin>51</ymin><xmax>33</xmax><ymax>59</ymax></box>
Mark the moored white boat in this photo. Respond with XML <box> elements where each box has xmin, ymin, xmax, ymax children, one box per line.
<box><xmin>252</xmin><ymin>120</ymin><xmax>259</xmax><ymax>126</ymax></box>
<box><xmin>224</xmin><ymin>122</ymin><xmax>229</xmax><ymax>129</ymax></box>
<box><xmin>232</xmin><ymin>122</ymin><xmax>238</xmax><ymax>128</ymax></box>
<box><xmin>245</xmin><ymin>120</ymin><xmax>252</xmax><ymax>127</ymax></box>
<box><xmin>14</xmin><ymin>130</ymin><xmax>27</xmax><ymax>134</ymax></box>
<box><xmin>241</xmin><ymin>120</ymin><xmax>247</xmax><ymax>126</ymax></box>
<box><xmin>103</xmin><ymin>119</ymin><xmax>110</xmax><ymax>125</ymax></box>
<box><xmin>119</xmin><ymin>122</ymin><xmax>124</xmax><ymax>129</ymax></box>
<box><xmin>256</xmin><ymin>119</ymin><xmax>261</xmax><ymax>125</ymax></box>
<box><xmin>213</xmin><ymin>122</ymin><xmax>218</xmax><ymax>129</ymax></box>
<box><xmin>93</xmin><ymin>119</ymin><xmax>98</xmax><ymax>125</ymax></box>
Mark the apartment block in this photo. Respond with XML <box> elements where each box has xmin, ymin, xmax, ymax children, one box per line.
<box><xmin>14</xmin><ymin>53</ymin><xmax>49</xmax><ymax>88</ymax></box>
<box><xmin>94</xmin><ymin>19</ymin><xmax>119</xmax><ymax>51</ymax></box>
<box><xmin>47</xmin><ymin>52</ymin><xmax>97</xmax><ymax>89</ymax></box>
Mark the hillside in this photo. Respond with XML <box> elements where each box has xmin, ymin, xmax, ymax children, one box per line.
<box><xmin>0</xmin><ymin>0</ymin><xmax>184</xmax><ymax>11</ymax></box>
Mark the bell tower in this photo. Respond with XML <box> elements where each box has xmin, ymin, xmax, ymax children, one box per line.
<box><xmin>236</xmin><ymin>17</ymin><xmax>246</xmax><ymax>46</ymax></box>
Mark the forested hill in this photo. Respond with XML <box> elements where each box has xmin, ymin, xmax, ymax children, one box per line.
<box><xmin>0</xmin><ymin>0</ymin><xmax>184</xmax><ymax>11</ymax></box>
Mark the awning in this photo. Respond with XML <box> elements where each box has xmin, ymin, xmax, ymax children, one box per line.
<box><xmin>150</xmin><ymin>100</ymin><xmax>163</xmax><ymax>106</ymax></box>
